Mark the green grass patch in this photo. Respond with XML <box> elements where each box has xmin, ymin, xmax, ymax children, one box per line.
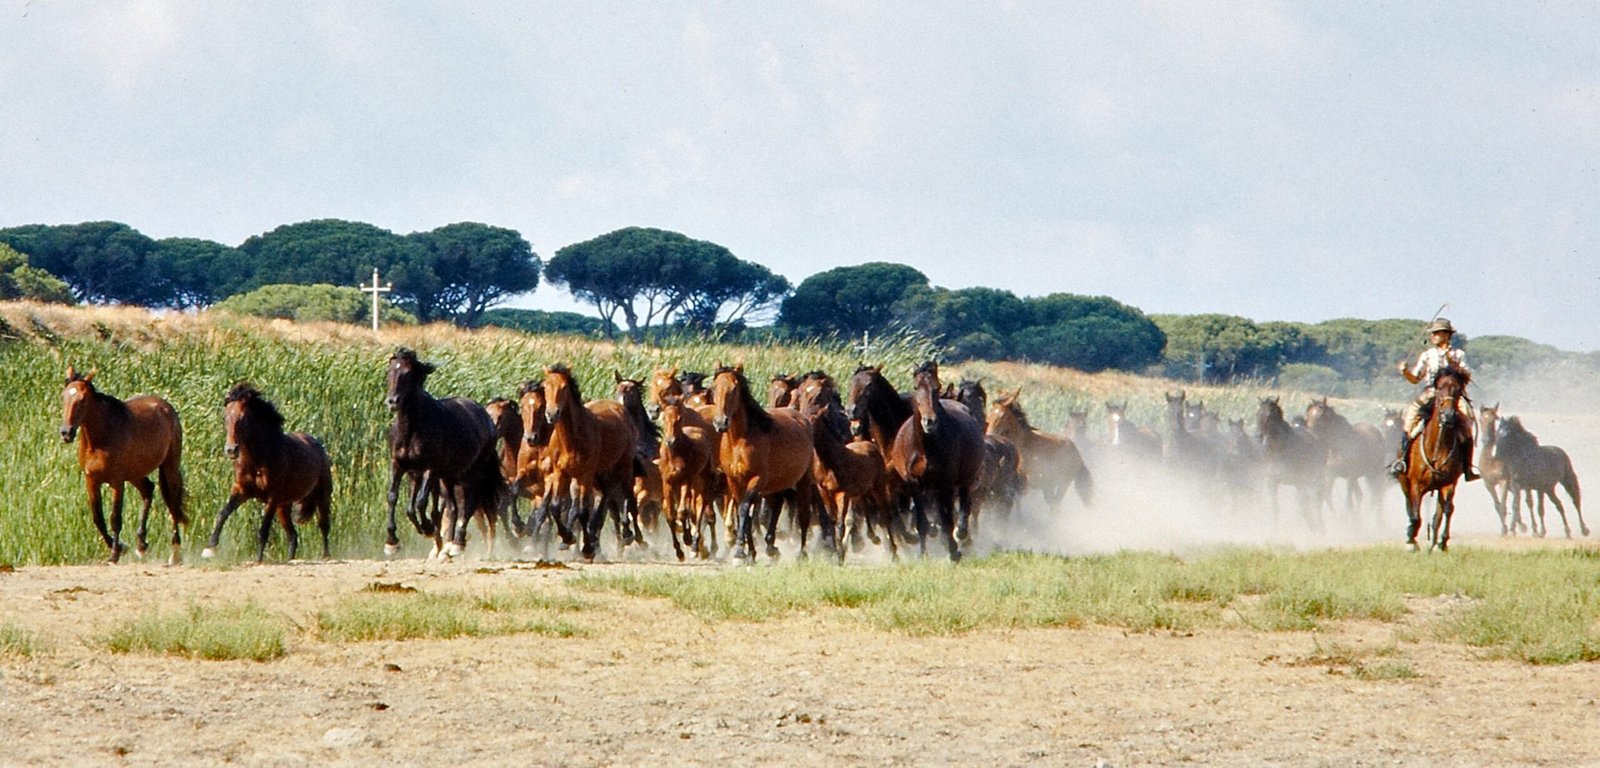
<box><xmin>100</xmin><ymin>603</ymin><xmax>288</xmax><ymax>662</ymax></box>
<box><xmin>0</xmin><ymin>623</ymin><xmax>47</xmax><ymax>658</ymax></box>
<box><xmin>579</xmin><ymin>546</ymin><xmax>1600</xmax><ymax>664</ymax></box>
<box><xmin>316</xmin><ymin>587</ymin><xmax>588</xmax><ymax>642</ymax></box>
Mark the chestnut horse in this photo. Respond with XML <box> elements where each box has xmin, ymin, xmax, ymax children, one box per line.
<box><xmin>1255</xmin><ymin>396</ymin><xmax>1328</xmax><ymax>532</ymax></box>
<box><xmin>384</xmin><ymin>348</ymin><xmax>505</xmax><ymax>559</ymax></box>
<box><xmin>709</xmin><ymin>365</ymin><xmax>825</xmax><ymax>561</ymax></box>
<box><xmin>540</xmin><ymin>364</ymin><xmax>639</xmax><ymax>561</ymax></box>
<box><xmin>1397</xmin><ymin>371</ymin><xmax>1471</xmax><ymax>551</ymax></box>
<box><xmin>893</xmin><ymin>362</ymin><xmax>985</xmax><ymax>561</ymax></box>
<box><xmin>615</xmin><ymin>372</ymin><xmax>665</xmax><ymax>542</ymax></box>
<box><xmin>987</xmin><ymin>389</ymin><xmax>1094</xmax><ymax>515</ymax></box>
<box><xmin>767</xmin><ymin>373</ymin><xmax>800</xmax><ymax>409</ymax></box>
<box><xmin>658</xmin><ymin>402</ymin><xmax>719</xmax><ymax>560</ymax></box>
<box><xmin>59</xmin><ymin>367</ymin><xmax>187</xmax><ymax>564</ymax></box>
<box><xmin>1475</xmin><ymin>403</ymin><xmax>1517</xmax><ymax>535</ymax></box>
<box><xmin>1304</xmin><ymin>397</ymin><xmax>1388</xmax><ymax>522</ymax></box>
<box><xmin>204</xmin><ymin>383</ymin><xmax>332</xmax><ymax>563</ymax></box>
<box><xmin>803</xmin><ymin>392</ymin><xmax>893</xmax><ymax>560</ymax></box>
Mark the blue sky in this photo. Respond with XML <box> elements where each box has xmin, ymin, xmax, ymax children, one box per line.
<box><xmin>2</xmin><ymin>2</ymin><xmax>1595</xmax><ymax>350</ymax></box>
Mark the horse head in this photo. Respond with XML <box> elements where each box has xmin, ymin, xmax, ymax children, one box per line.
<box><xmin>709</xmin><ymin>365</ymin><xmax>746</xmax><ymax>433</ymax></box>
<box><xmin>517</xmin><ymin>380</ymin><xmax>550</xmax><ymax>446</ymax></box>
<box><xmin>911</xmin><ymin>361</ymin><xmax>944</xmax><ymax>434</ymax></box>
<box><xmin>541</xmin><ymin>364</ymin><xmax>582</xmax><ymax>424</ymax></box>
<box><xmin>386</xmin><ymin>348</ymin><xmax>434</xmax><ymax>412</ymax></box>
<box><xmin>59</xmin><ymin>366</ymin><xmax>98</xmax><ymax>443</ymax></box>
<box><xmin>1432</xmin><ymin>371</ymin><xmax>1465</xmax><ymax>430</ymax></box>
<box><xmin>223</xmin><ymin>382</ymin><xmax>284</xmax><ymax>460</ymax></box>
<box><xmin>647</xmin><ymin>367</ymin><xmax>682</xmax><ymax>418</ymax></box>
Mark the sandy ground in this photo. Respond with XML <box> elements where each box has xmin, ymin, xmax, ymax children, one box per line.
<box><xmin>1</xmin><ymin>534</ymin><xmax>1598</xmax><ymax>768</ymax></box>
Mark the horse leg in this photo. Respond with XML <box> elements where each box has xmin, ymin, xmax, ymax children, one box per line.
<box><xmin>384</xmin><ymin>466</ymin><xmax>405</xmax><ymax>556</ymax></box>
<box><xmin>108</xmin><ymin>483</ymin><xmax>129</xmax><ymax>564</ymax></box>
<box><xmin>256</xmin><ymin>503</ymin><xmax>277</xmax><ymax>563</ymax></box>
<box><xmin>1546</xmin><ymin>491</ymin><xmax>1573</xmax><ymax>539</ymax></box>
<box><xmin>85</xmin><ymin>481</ymin><xmax>119</xmax><ymax>562</ymax></box>
<box><xmin>129</xmin><ymin>476</ymin><xmax>156</xmax><ymax>559</ymax></box>
<box><xmin>910</xmin><ymin>494</ymin><xmax>931</xmax><ymax>558</ymax></box>
<box><xmin>282</xmin><ymin>503</ymin><xmax>301</xmax><ymax>561</ymax></box>
<box><xmin>764</xmin><ymin>495</ymin><xmax>784</xmax><ymax>560</ymax></box>
<box><xmin>580</xmin><ymin>491</ymin><xmax>604</xmax><ymax>562</ymax></box>
<box><xmin>955</xmin><ymin>486</ymin><xmax>975</xmax><ymax>547</ymax></box>
<box><xmin>1402</xmin><ymin>486</ymin><xmax>1421</xmax><ymax>551</ymax></box>
<box><xmin>203</xmin><ymin>493</ymin><xmax>248</xmax><ymax>559</ymax></box>
<box><xmin>731</xmin><ymin>492</ymin><xmax>756</xmax><ymax>562</ymax></box>
<box><xmin>938</xmin><ymin>489</ymin><xmax>961</xmax><ymax>563</ymax></box>
<box><xmin>1432</xmin><ymin>489</ymin><xmax>1455</xmax><ymax>553</ymax></box>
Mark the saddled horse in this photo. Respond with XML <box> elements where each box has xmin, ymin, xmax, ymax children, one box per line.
<box><xmin>1304</xmin><ymin>397</ymin><xmax>1388</xmax><ymax>522</ymax></box>
<box><xmin>204</xmin><ymin>383</ymin><xmax>332</xmax><ymax>563</ymax></box>
<box><xmin>1496</xmin><ymin>415</ymin><xmax>1588</xmax><ymax>539</ymax></box>
<box><xmin>1397</xmin><ymin>371</ymin><xmax>1471</xmax><ymax>551</ymax></box>
<box><xmin>891</xmin><ymin>362</ymin><xmax>985</xmax><ymax>561</ymax></box>
<box><xmin>658</xmin><ymin>402</ymin><xmax>720</xmax><ymax>560</ymax></box>
<box><xmin>540</xmin><ymin>364</ymin><xmax>639</xmax><ymax>561</ymax></box>
<box><xmin>986</xmin><ymin>388</ymin><xmax>1093</xmax><ymax>515</ymax></box>
<box><xmin>59</xmin><ymin>367</ymin><xmax>187</xmax><ymax>564</ymax></box>
<box><xmin>710</xmin><ymin>364</ymin><xmax>825</xmax><ymax>561</ymax></box>
<box><xmin>1475</xmin><ymin>403</ymin><xmax>1518</xmax><ymax>535</ymax></box>
<box><xmin>1255</xmin><ymin>396</ymin><xmax>1328</xmax><ymax>532</ymax></box>
<box><xmin>384</xmin><ymin>348</ymin><xmax>506</xmax><ymax>560</ymax></box>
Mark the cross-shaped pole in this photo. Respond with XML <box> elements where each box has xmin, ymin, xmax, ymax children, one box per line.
<box><xmin>360</xmin><ymin>268</ymin><xmax>392</xmax><ymax>332</ymax></box>
<box><xmin>854</xmin><ymin>331</ymin><xmax>873</xmax><ymax>360</ymax></box>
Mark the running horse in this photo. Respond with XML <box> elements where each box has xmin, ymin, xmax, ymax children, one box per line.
<box><xmin>1304</xmin><ymin>397</ymin><xmax>1388</xmax><ymax>522</ymax></box>
<box><xmin>59</xmin><ymin>367</ymin><xmax>187</xmax><ymax>564</ymax></box>
<box><xmin>540</xmin><ymin>364</ymin><xmax>639</xmax><ymax>561</ymax></box>
<box><xmin>384</xmin><ymin>348</ymin><xmax>506</xmax><ymax>559</ymax></box>
<box><xmin>1495</xmin><ymin>415</ymin><xmax>1588</xmax><ymax>539</ymax></box>
<box><xmin>1254</xmin><ymin>396</ymin><xmax>1329</xmax><ymax>532</ymax></box>
<box><xmin>709</xmin><ymin>364</ymin><xmax>825</xmax><ymax>561</ymax></box>
<box><xmin>893</xmin><ymin>362</ymin><xmax>985</xmax><ymax>561</ymax></box>
<box><xmin>986</xmin><ymin>388</ymin><xmax>1093</xmax><ymax>515</ymax></box>
<box><xmin>1397</xmin><ymin>371</ymin><xmax>1472</xmax><ymax>551</ymax></box>
<box><xmin>204</xmin><ymin>383</ymin><xmax>332</xmax><ymax>563</ymax></box>
<box><xmin>1475</xmin><ymin>403</ymin><xmax>1517</xmax><ymax>535</ymax></box>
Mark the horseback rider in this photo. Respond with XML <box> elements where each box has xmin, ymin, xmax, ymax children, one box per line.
<box><xmin>1389</xmin><ymin>317</ymin><xmax>1479</xmax><ymax>481</ymax></box>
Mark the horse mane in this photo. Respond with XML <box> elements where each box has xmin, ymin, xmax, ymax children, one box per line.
<box><xmin>225</xmin><ymin>381</ymin><xmax>285</xmax><ymax>434</ymax></box>
<box><xmin>517</xmin><ymin>379</ymin><xmax>540</xmax><ymax>396</ymax></box>
<box><xmin>998</xmin><ymin>397</ymin><xmax>1036</xmax><ymax>432</ymax></box>
<box><xmin>714</xmin><ymin>365</ymin><xmax>775</xmax><ymax>431</ymax></box>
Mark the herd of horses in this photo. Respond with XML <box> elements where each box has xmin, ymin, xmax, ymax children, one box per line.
<box><xmin>56</xmin><ymin>352</ymin><xmax>1587</xmax><ymax>565</ymax></box>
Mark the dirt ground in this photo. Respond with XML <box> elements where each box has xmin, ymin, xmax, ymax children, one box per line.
<box><xmin>1</xmin><ymin>534</ymin><xmax>1598</xmax><ymax>768</ymax></box>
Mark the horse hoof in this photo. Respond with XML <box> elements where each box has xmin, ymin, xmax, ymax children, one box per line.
<box><xmin>765</xmin><ymin>545</ymin><xmax>781</xmax><ymax>559</ymax></box>
<box><xmin>168</xmin><ymin>551</ymin><xmax>182</xmax><ymax>566</ymax></box>
<box><xmin>445</xmin><ymin>543</ymin><xmax>464</xmax><ymax>559</ymax></box>
<box><xmin>383</xmin><ymin>543</ymin><xmax>401</xmax><ymax>557</ymax></box>
<box><xmin>201</xmin><ymin>547</ymin><xmax>216</xmax><ymax>559</ymax></box>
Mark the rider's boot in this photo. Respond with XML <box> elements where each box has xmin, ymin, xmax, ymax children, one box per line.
<box><xmin>1463</xmin><ymin>440</ymin><xmax>1480</xmax><ymax>482</ymax></box>
<box><xmin>1388</xmin><ymin>435</ymin><xmax>1414</xmax><ymax>477</ymax></box>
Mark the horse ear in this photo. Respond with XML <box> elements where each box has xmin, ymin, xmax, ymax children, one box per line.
<box><xmin>65</xmin><ymin>366</ymin><xmax>75</xmax><ymax>381</ymax></box>
<box><xmin>85</xmin><ymin>368</ymin><xmax>97</xmax><ymax>382</ymax></box>
<box><xmin>614</xmin><ymin>370</ymin><xmax>623</xmax><ymax>384</ymax></box>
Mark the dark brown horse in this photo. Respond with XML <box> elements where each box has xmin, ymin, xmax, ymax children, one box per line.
<box><xmin>541</xmin><ymin>364</ymin><xmax>639</xmax><ymax>561</ymax></box>
<box><xmin>710</xmin><ymin>365</ymin><xmax>824</xmax><ymax>561</ymax></box>
<box><xmin>1164</xmin><ymin>390</ymin><xmax>1222</xmax><ymax>475</ymax></box>
<box><xmin>1396</xmin><ymin>372</ymin><xmax>1471</xmax><ymax>551</ymax></box>
<box><xmin>1495</xmin><ymin>415</ymin><xmax>1588</xmax><ymax>539</ymax></box>
<box><xmin>892</xmin><ymin>362</ymin><xmax>984</xmax><ymax>560</ymax></box>
<box><xmin>204</xmin><ymin>384</ymin><xmax>332</xmax><ymax>563</ymax></box>
<box><xmin>952</xmin><ymin>380</ymin><xmax>1025</xmax><ymax>520</ymax></box>
<box><xmin>986</xmin><ymin>388</ymin><xmax>1093</xmax><ymax>515</ymax></box>
<box><xmin>1254</xmin><ymin>396</ymin><xmax>1328</xmax><ymax>532</ymax></box>
<box><xmin>615</xmin><ymin>372</ymin><xmax>665</xmax><ymax>544</ymax></box>
<box><xmin>1105</xmin><ymin>400</ymin><xmax>1163</xmax><ymax>458</ymax></box>
<box><xmin>1304</xmin><ymin>397</ymin><xmax>1388</xmax><ymax>522</ymax></box>
<box><xmin>60</xmin><ymin>367</ymin><xmax>187</xmax><ymax>564</ymax></box>
<box><xmin>384</xmin><ymin>348</ymin><xmax>505</xmax><ymax>560</ymax></box>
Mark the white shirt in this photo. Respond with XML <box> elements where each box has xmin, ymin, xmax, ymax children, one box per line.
<box><xmin>1410</xmin><ymin>346</ymin><xmax>1469</xmax><ymax>385</ymax></box>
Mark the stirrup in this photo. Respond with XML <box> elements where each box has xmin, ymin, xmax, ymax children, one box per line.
<box><xmin>1388</xmin><ymin>459</ymin><xmax>1407</xmax><ymax>477</ymax></box>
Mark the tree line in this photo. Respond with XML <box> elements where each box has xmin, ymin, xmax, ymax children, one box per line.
<box><xmin>1</xmin><ymin>219</ymin><xmax>1586</xmax><ymax>390</ymax></box>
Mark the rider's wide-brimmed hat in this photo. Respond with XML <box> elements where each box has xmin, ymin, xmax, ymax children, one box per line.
<box><xmin>1427</xmin><ymin>317</ymin><xmax>1456</xmax><ymax>335</ymax></box>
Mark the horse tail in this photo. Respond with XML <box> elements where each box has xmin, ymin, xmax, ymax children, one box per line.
<box><xmin>160</xmin><ymin>411</ymin><xmax>188</xmax><ymax>527</ymax></box>
<box><xmin>1554</xmin><ymin>447</ymin><xmax>1581</xmax><ymax>510</ymax></box>
<box><xmin>298</xmin><ymin>440</ymin><xmax>334</xmax><ymax>525</ymax></box>
<box><xmin>467</xmin><ymin>446</ymin><xmax>511</xmax><ymax>525</ymax></box>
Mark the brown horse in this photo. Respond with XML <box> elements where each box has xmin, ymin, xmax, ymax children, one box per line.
<box><xmin>1164</xmin><ymin>390</ymin><xmax>1222</xmax><ymax>475</ymax></box>
<box><xmin>541</xmin><ymin>364</ymin><xmax>639</xmax><ymax>561</ymax></box>
<box><xmin>1476</xmin><ymin>403</ymin><xmax>1517</xmax><ymax>534</ymax></box>
<box><xmin>1104</xmin><ymin>401</ymin><xmax>1163</xmax><ymax>458</ymax></box>
<box><xmin>803</xmin><ymin>394</ymin><xmax>893</xmax><ymax>561</ymax></box>
<box><xmin>1254</xmin><ymin>396</ymin><xmax>1329</xmax><ymax>532</ymax></box>
<box><xmin>484</xmin><ymin>397</ymin><xmax>531</xmax><ymax>540</ymax></box>
<box><xmin>893</xmin><ymin>362</ymin><xmax>985</xmax><ymax>560</ymax></box>
<box><xmin>768</xmin><ymin>373</ymin><xmax>801</xmax><ymax>409</ymax></box>
<box><xmin>710</xmin><ymin>364</ymin><xmax>824</xmax><ymax>561</ymax></box>
<box><xmin>204</xmin><ymin>384</ymin><xmax>332</xmax><ymax>563</ymax></box>
<box><xmin>951</xmin><ymin>380</ymin><xmax>1027</xmax><ymax>519</ymax></box>
<box><xmin>1495</xmin><ymin>415</ymin><xmax>1588</xmax><ymax>539</ymax></box>
<box><xmin>513</xmin><ymin>380</ymin><xmax>561</xmax><ymax>551</ymax></box>
<box><xmin>648</xmin><ymin>366</ymin><xmax>717</xmax><ymax>422</ymax></box>
<box><xmin>59</xmin><ymin>367</ymin><xmax>187</xmax><ymax>564</ymax></box>
<box><xmin>658</xmin><ymin>402</ymin><xmax>720</xmax><ymax>561</ymax></box>
<box><xmin>987</xmin><ymin>389</ymin><xmax>1093</xmax><ymax>514</ymax></box>
<box><xmin>1304</xmin><ymin>397</ymin><xmax>1389</xmax><ymax>522</ymax></box>
<box><xmin>1397</xmin><ymin>372</ymin><xmax>1471</xmax><ymax>551</ymax></box>
<box><xmin>384</xmin><ymin>348</ymin><xmax>506</xmax><ymax>560</ymax></box>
